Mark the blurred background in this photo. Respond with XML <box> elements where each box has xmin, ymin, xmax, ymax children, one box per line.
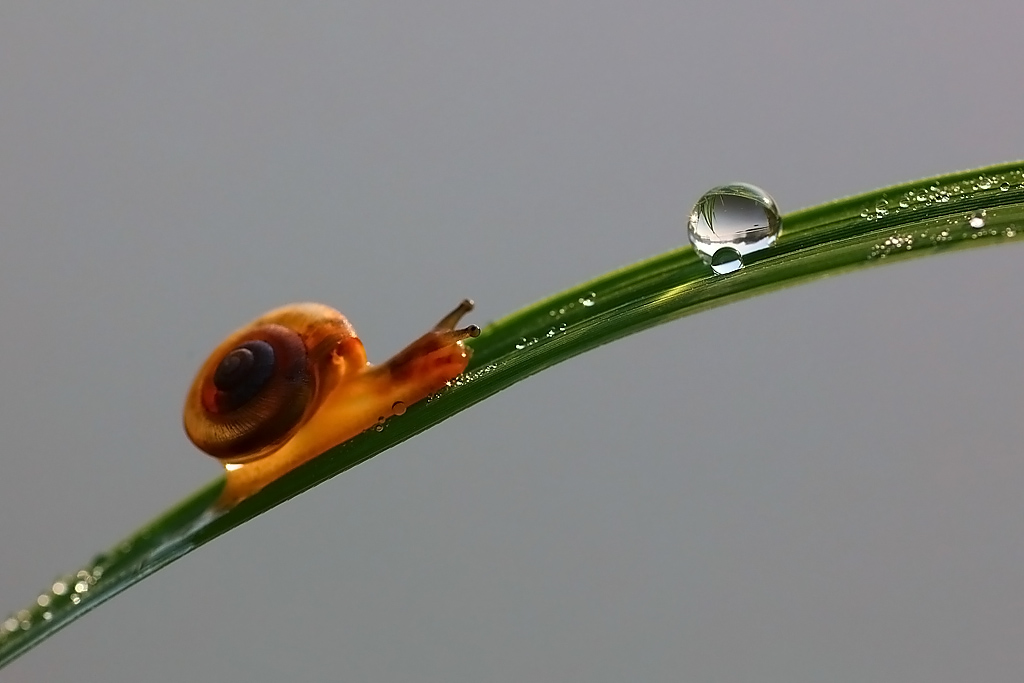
<box><xmin>2</xmin><ymin>2</ymin><xmax>1023</xmax><ymax>681</ymax></box>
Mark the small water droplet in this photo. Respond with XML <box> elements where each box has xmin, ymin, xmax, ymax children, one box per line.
<box><xmin>969</xmin><ymin>211</ymin><xmax>987</xmax><ymax>229</ymax></box>
<box><xmin>1006</xmin><ymin>227</ymin><xmax>1016</xmax><ymax>238</ymax></box>
<box><xmin>42</xmin><ymin>611</ymin><xmax>53</xmax><ymax>621</ymax></box>
<box><xmin>514</xmin><ymin>338</ymin><xmax>528</xmax><ymax>350</ymax></box>
<box><xmin>19</xmin><ymin>620</ymin><xmax>31</xmax><ymax>631</ymax></box>
<box><xmin>392</xmin><ymin>401</ymin><xmax>406</xmax><ymax>416</ymax></box>
<box><xmin>687</xmin><ymin>183</ymin><xmax>781</xmax><ymax>274</ymax></box>
<box><xmin>36</xmin><ymin>594</ymin><xmax>51</xmax><ymax>608</ymax></box>
<box><xmin>1000</xmin><ymin>182</ymin><xmax>1010</xmax><ymax>192</ymax></box>
<box><xmin>69</xmin><ymin>594</ymin><xmax>81</xmax><ymax>605</ymax></box>
<box><xmin>709</xmin><ymin>247</ymin><xmax>743</xmax><ymax>275</ymax></box>
<box><xmin>579</xmin><ymin>292</ymin><xmax>596</xmax><ymax>307</ymax></box>
<box><xmin>51</xmin><ymin>581</ymin><xmax>67</xmax><ymax>596</ymax></box>
<box><xmin>2</xmin><ymin>617</ymin><xmax>18</xmax><ymax>633</ymax></box>
<box><xmin>869</xmin><ymin>233</ymin><xmax>917</xmax><ymax>259</ymax></box>
<box><xmin>74</xmin><ymin>581</ymin><xmax>89</xmax><ymax>594</ymax></box>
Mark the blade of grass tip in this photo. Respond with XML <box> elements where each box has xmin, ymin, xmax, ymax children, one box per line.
<box><xmin>3</xmin><ymin>160</ymin><xmax>1024</xmax><ymax>668</ymax></box>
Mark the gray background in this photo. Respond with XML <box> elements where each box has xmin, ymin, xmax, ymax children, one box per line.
<box><xmin>2</xmin><ymin>2</ymin><xmax>1023</xmax><ymax>681</ymax></box>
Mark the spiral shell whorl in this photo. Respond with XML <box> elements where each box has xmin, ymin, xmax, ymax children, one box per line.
<box><xmin>185</xmin><ymin>322</ymin><xmax>314</xmax><ymax>462</ymax></box>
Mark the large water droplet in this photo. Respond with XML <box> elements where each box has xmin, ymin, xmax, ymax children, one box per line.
<box><xmin>969</xmin><ymin>210</ymin><xmax>987</xmax><ymax>229</ymax></box>
<box><xmin>687</xmin><ymin>183</ymin><xmax>782</xmax><ymax>274</ymax></box>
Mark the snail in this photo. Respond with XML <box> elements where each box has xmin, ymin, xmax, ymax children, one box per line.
<box><xmin>184</xmin><ymin>299</ymin><xmax>480</xmax><ymax>506</ymax></box>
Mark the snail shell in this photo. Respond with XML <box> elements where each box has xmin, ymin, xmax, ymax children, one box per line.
<box><xmin>183</xmin><ymin>303</ymin><xmax>358</xmax><ymax>465</ymax></box>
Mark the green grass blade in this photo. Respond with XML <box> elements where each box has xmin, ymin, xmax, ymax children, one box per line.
<box><xmin>3</xmin><ymin>161</ymin><xmax>1023</xmax><ymax>668</ymax></box>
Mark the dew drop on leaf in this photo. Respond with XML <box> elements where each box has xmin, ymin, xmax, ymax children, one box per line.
<box><xmin>687</xmin><ymin>183</ymin><xmax>782</xmax><ymax>274</ymax></box>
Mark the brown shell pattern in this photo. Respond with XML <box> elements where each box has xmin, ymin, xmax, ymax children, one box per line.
<box><xmin>184</xmin><ymin>323</ymin><xmax>313</xmax><ymax>463</ymax></box>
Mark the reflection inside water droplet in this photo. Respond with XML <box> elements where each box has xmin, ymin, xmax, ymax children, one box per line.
<box><xmin>687</xmin><ymin>183</ymin><xmax>782</xmax><ymax>274</ymax></box>
<box><xmin>709</xmin><ymin>247</ymin><xmax>743</xmax><ymax>275</ymax></box>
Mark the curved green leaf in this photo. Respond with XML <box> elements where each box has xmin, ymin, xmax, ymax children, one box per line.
<box><xmin>2</xmin><ymin>161</ymin><xmax>1023</xmax><ymax>668</ymax></box>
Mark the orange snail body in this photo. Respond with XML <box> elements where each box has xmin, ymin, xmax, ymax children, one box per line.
<box><xmin>184</xmin><ymin>300</ymin><xmax>479</xmax><ymax>506</ymax></box>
